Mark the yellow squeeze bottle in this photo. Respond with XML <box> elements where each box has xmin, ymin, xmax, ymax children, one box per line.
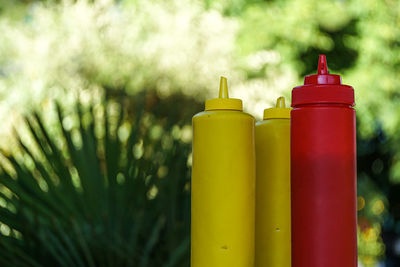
<box><xmin>255</xmin><ymin>97</ymin><xmax>291</xmax><ymax>267</ymax></box>
<box><xmin>191</xmin><ymin>77</ymin><xmax>255</xmax><ymax>267</ymax></box>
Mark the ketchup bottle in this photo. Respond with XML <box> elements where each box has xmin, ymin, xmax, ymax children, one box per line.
<box><xmin>290</xmin><ymin>55</ymin><xmax>357</xmax><ymax>267</ymax></box>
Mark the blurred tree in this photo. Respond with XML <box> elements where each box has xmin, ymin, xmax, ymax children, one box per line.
<box><xmin>1</xmin><ymin>0</ymin><xmax>400</xmax><ymax>265</ymax></box>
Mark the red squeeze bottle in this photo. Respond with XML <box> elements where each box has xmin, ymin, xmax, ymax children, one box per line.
<box><xmin>290</xmin><ymin>55</ymin><xmax>357</xmax><ymax>267</ymax></box>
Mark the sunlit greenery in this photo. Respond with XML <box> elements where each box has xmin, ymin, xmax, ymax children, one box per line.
<box><xmin>0</xmin><ymin>0</ymin><xmax>399</xmax><ymax>266</ymax></box>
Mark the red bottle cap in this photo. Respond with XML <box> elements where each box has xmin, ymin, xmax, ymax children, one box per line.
<box><xmin>291</xmin><ymin>55</ymin><xmax>355</xmax><ymax>107</ymax></box>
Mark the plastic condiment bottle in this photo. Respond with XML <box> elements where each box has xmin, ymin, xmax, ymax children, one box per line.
<box><xmin>191</xmin><ymin>76</ymin><xmax>255</xmax><ymax>267</ymax></box>
<box><xmin>290</xmin><ymin>55</ymin><xmax>357</xmax><ymax>267</ymax></box>
<box><xmin>255</xmin><ymin>96</ymin><xmax>291</xmax><ymax>267</ymax></box>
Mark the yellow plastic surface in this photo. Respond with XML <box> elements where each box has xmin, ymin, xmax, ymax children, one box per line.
<box><xmin>263</xmin><ymin>96</ymin><xmax>291</xmax><ymax>119</ymax></box>
<box><xmin>191</xmin><ymin>77</ymin><xmax>255</xmax><ymax>267</ymax></box>
<box><xmin>205</xmin><ymin>77</ymin><xmax>243</xmax><ymax>111</ymax></box>
<box><xmin>255</xmin><ymin>96</ymin><xmax>291</xmax><ymax>267</ymax></box>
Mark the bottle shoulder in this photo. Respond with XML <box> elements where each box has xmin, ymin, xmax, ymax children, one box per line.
<box><xmin>193</xmin><ymin>110</ymin><xmax>254</xmax><ymax>120</ymax></box>
<box><xmin>256</xmin><ymin>118</ymin><xmax>290</xmax><ymax>127</ymax></box>
<box><xmin>292</xmin><ymin>104</ymin><xmax>355</xmax><ymax>109</ymax></box>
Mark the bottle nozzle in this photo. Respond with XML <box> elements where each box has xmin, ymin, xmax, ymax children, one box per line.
<box><xmin>219</xmin><ymin>76</ymin><xmax>229</xmax><ymax>99</ymax></box>
<box><xmin>276</xmin><ymin>96</ymin><xmax>286</xmax><ymax>108</ymax></box>
<box><xmin>317</xmin><ymin>55</ymin><xmax>329</xmax><ymax>75</ymax></box>
<box><xmin>303</xmin><ymin>55</ymin><xmax>341</xmax><ymax>85</ymax></box>
<box><xmin>205</xmin><ymin>76</ymin><xmax>242</xmax><ymax>111</ymax></box>
<box><xmin>263</xmin><ymin>96</ymin><xmax>291</xmax><ymax>119</ymax></box>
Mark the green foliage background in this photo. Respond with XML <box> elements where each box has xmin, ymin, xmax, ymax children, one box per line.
<box><xmin>0</xmin><ymin>0</ymin><xmax>399</xmax><ymax>266</ymax></box>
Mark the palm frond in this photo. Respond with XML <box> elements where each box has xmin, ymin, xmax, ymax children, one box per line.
<box><xmin>0</xmin><ymin>93</ymin><xmax>192</xmax><ymax>266</ymax></box>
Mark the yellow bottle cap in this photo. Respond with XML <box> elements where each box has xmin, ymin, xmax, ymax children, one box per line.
<box><xmin>263</xmin><ymin>96</ymin><xmax>291</xmax><ymax>119</ymax></box>
<box><xmin>205</xmin><ymin>77</ymin><xmax>243</xmax><ymax>111</ymax></box>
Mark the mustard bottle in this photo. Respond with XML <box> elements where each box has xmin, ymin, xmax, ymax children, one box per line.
<box><xmin>191</xmin><ymin>77</ymin><xmax>255</xmax><ymax>267</ymax></box>
<box><xmin>255</xmin><ymin>97</ymin><xmax>291</xmax><ymax>267</ymax></box>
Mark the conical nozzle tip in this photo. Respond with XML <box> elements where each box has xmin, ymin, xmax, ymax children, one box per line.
<box><xmin>318</xmin><ymin>54</ymin><xmax>329</xmax><ymax>75</ymax></box>
<box><xmin>219</xmin><ymin>76</ymin><xmax>229</xmax><ymax>99</ymax></box>
<box><xmin>276</xmin><ymin>96</ymin><xmax>286</xmax><ymax>108</ymax></box>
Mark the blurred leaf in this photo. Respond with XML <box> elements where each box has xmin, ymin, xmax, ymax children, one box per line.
<box><xmin>0</xmin><ymin>94</ymin><xmax>191</xmax><ymax>266</ymax></box>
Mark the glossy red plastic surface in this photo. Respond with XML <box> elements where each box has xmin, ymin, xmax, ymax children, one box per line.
<box><xmin>292</xmin><ymin>55</ymin><xmax>355</xmax><ymax>106</ymax></box>
<box><xmin>290</xmin><ymin>55</ymin><xmax>357</xmax><ymax>267</ymax></box>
